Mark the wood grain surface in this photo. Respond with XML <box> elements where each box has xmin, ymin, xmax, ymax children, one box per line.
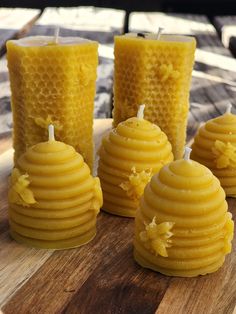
<box><xmin>213</xmin><ymin>16</ymin><xmax>236</xmax><ymax>57</ymax></box>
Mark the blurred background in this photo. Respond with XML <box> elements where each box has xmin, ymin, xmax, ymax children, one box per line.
<box><xmin>1</xmin><ymin>0</ymin><xmax>236</xmax><ymax>25</ymax></box>
<box><xmin>1</xmin><ymin>0</ymin><xmax>236</xmax><ymax>13</ymax></box>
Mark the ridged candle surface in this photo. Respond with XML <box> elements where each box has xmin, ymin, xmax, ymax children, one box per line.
<box><xmin>98</xmin><ymin>117</ymin><xmax>173</xmax><ymax>217</ymax></box>
<box><xmin>7</xmin><ymin>36</ymin><xmax>98</xmax><ymax>170</ymax></box>
<box><xmin>113</xmin><ymin>34</ymin><xmax>196</xmax><ymax>159</ymax></box>
<box><xmin>191</xmin><ymin>112</ymin><xmax>236</xmax><ymax>197</ymax></box>
<box><xmin>134</xmin><ymin>159</ymin><xmax>234</xmax><ymax>277</ymax></box>
<box><xmin>8</xmin><ymin>140</ymin><xmax>102</xmax><ymax>249</ymax></box>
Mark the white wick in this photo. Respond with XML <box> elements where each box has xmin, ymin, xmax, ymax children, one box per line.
<box><xmin>157</xmin><ymin>27</ymin><xmax>164</xmax><ymax>40</ymax></box>
<box><xmin>54</xmin><ymin>26</ymin><xmax>60</xmax><ymax>44</ymax></box>
<box><xmin>48</xmin><ymin>124</ymin><xmax>55</xmax><ymax>141</ymax></box>
<box><xmin>137</xmin><ymin>104</ymin><xmax>145</xmax><ymax>119</ymax></box>
<box><xmin>184</xmin><ymin>147</ymin><xmax>192</xmax><ymax>161</ymax></box>
<box><xmin>226</xmin><ymin>103</ymin><xmax>232</xmax><ymax>114</ymax></box>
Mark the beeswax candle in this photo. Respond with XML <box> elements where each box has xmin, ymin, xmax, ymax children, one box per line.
<box><xmin>98</xmin><ymin>105</ymin><xmax>173</xmax><ymax>217</ymax></box>
<box><xmin>8</xmin><ymin>125</ymin><xmax>102</xmax><ymax>249</ymax></box>
<box><xmin>134</xmin><ymin>148</ymin><xmax>234</xmax><ymax>277</ymax></box>
<box><xmin>7</xmin><ymin>36</ymin><xmax>98</xmax><ymax>170</ymax></box>
<box><xmin>191</xmin><ymin>104</ymin><xmax>236</xmax><ymax>197</ymax></box>
<box><xmin>113</xmin><ymin>32</ymin><xmax>196</xmax><ymax>159</ymax></box>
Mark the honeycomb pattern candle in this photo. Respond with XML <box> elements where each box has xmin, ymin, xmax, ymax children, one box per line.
<box><xmin>7</xmin><ymin>32</ymin><xmax>98</xmax><ymax>170</ymax></box>
<box><xmin>134</xmin><ymin>147</ymin><xmax>234</xmax><ymax>277</ymax></box>
<box><xmin>98</xmin><ymin>105</ymin><xmax>173</xmax><ymax>217</ymax></box>
<box><xmin>8</xmin><ymin>125</ymin><xmax>103</xmax><ymax>249</ymax></box>
<box><xmin>191</xmin><ymin>104</ymin><xmax>236</xmax><ymax>197</ymax></box>
<box><xmin>113</xmin><ymin>29</ymin><xmax>196</xmax><ymax>159</ymax></box>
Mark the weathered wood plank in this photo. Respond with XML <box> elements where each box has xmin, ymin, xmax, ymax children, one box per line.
<box><xmin>129</xmin><ymin>13</ymin><xmax>236</xmax><ymax>140</ymax></box>
<box><xmin>2</xmin><ymin>214</ymin><xmax>134</xmax><ymax>314</ymax></box>
<box><xmin>63</xmin><ymin>246</ymin><xmax>170</xmax><ymax>314</ymax></box>
<box><xmin>0</xmin><ymin>132</ymin><xmax>11</xmax><ymax>154</ymax></box>
<box><xmin>26</xmin><ymin>7</ymin><xmax>126</xmax><ymax>118</ymax></box>
<box><xmin>0</xmin><ymin>56</ymin><xmax>11</xmax><ymax>136</ymax></box>
<box><xmin>0</xmin><ymin>8</ymin><xmax>40</xmax><ymax>56</ymax></box>
<box><xmin>213</xmin><ymin>16</ymin><xmax>236</xmax><ymax>57</ymax></box>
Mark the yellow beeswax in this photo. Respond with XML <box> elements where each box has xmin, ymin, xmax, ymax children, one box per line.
<box><xmin>8</xmin><ymin>126</ymin><xmax>102</xmax><ymax>249</ymax></box>
<box><xmin>191</xmin><ymin>107</ymin><xmax>236</xmax><ymax>197</ymax></box>
<box><xmin>113</xmin><ymin>33</ymin><xmax>196</xmax><ymax>159</ymax></box>
<box><xmin>7</xmin><ymin>36</ymin><xmax>98</xmax><ymax>170</ymax></box>
<box><xmin>98</xmin><ymin>110</ymin><xmax>173</xmax><ymax>217</ymax></box>
<box><xmin>134</xmin><ymin>151</ymin><xmax>234</xmax><ymax>277</ymax></box>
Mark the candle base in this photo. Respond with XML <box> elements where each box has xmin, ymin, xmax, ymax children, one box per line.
<box><xmin>133</xmin><ymin>248</ymin><xmax>225</xmax><ymax>277</ymax></box>
<box><xmin>10</xmin><ymin>227</ymin><xmax>96</xmax><ymax>250</ymax></box>
<box><xmin>102</xmin><ymin>204</ymin><xmax>136</xmax><ymax>218</ymax></box>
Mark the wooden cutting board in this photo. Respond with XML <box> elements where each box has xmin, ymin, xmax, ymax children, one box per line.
<box><xmin>0</xmin><ymin>119</ymin><xmax>235</xmax><ymax>314</ymax></box>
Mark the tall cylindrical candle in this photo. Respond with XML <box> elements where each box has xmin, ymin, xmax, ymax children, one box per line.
<box><xmin>7</xmin><ymin>36</ymin><xmax>98</xmax><ymax>170</ymax></box>
<box><xmin>113</xmin><ymin>33</ymin><xmax>196</xmax><ymax>159</ymax></box>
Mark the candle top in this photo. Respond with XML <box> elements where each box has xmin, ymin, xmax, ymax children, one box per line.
<box><xmin>124</xmin><ymin>33</ymin><xmax>195</xmax><ymax>43</ymax></box>
<box><xmin>9</xmin><ymin>36</ymin><xmax>95</xmax><ymax>47</ymax></box>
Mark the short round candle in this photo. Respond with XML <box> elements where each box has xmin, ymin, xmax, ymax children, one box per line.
<box><xmin>8</xmin><ymin>125</ymin><xmax>103</xmax><ymax>249</ymax></box>
<box><xmin>191</xmin><ymin>104</ymin><xmax>236</xmax><ymax>197</ymax></box>
<box><xmin>134</xmin><ymin>148</ymin><xmax>234</xmax><ymax>277</ymax></box>
<box><xmin>98</xmin><ymin>105</ymin><xmax>173</xmax><ymax>217</ymax></box>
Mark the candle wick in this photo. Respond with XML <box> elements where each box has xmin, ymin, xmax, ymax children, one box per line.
<box><xmin>54</xmin><ymin>26</ymin><xmax>60</xmax><ymax>44</ymax></box>
<box><xmin>137</xmin><ymin>104</ymin><xmax>146</xmax><ymax>119</ymax></box>
<box><xmin>184</xmin><ymin>147</ymin><xmax>192</xmax><ymax>161</ymax></box>
<box><xmin>48</xmin><ymin>124</ymin><xmax>55</xmax><ymax>141</ymax></box>
<box><xmin>157</xmin><ymin>27</ymin><xmax>164</xmax><ymax>40</ymax></box>
<box><xmin>225</xmin><ymin>103</ymin><xmax>232</xmax><ymax>114</ymax></box>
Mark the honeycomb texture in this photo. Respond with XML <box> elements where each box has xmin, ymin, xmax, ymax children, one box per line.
<box><xmin>98</xmin><ymin>116</ymin><xmax>173</xmax><ymax>217</ymax></box>
<box><xmin>7</xmin><ymin>36</ymin><xmax>98</xmax><ymax>170</ymax></box>
<box><xmin>8</xmin><ymin>139</ymin><xmax>103</xmax><ymax>249</ymax></box>
<box><xmin>191</xmin><ymin>112</ymin><xmax>236</xmax><ymax>197</ymax></box>
<box><xmin>113</xmin><ymin>34</ymin><xmax>196</xmax><ymax>159</ymax></box>
<box><xmin>134</xmin><ymin>159</ymin><xmax>234</xmax><ymax>277</ymax></box>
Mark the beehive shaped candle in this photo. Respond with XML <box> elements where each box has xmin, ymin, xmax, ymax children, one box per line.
<box><xmin>98</xmin><ymin>105</ymin><xmax>173</xmax><ymax>217</ymax></box>
<box><xmin>113</xmin><ymin>32</ymin><xmax>196</xmax><ymax>159</ymax></box>
<box><xmin>191</xmin><ymin>105</ymin><xmax>236</xmax><ymax>197</ymax></box>
<box><xmin>7</xmin><ymin>35</ymin><xmax>98</xmax><ymax>170</ymax></box>
<box><xmin>134</xmin><ymin>148</ymin><xmax>234</xmax><ymax>277</ymax></box>
<box><xmin>8</xmin><ymin>125</ymin><xmax>102</xmax><ymax>249</ymax></box>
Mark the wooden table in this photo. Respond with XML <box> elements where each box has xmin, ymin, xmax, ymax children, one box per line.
<box><xmin>0</xmin><ymin>7</ymin><xmax>236</xmax><ymax>314</ymax></box>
